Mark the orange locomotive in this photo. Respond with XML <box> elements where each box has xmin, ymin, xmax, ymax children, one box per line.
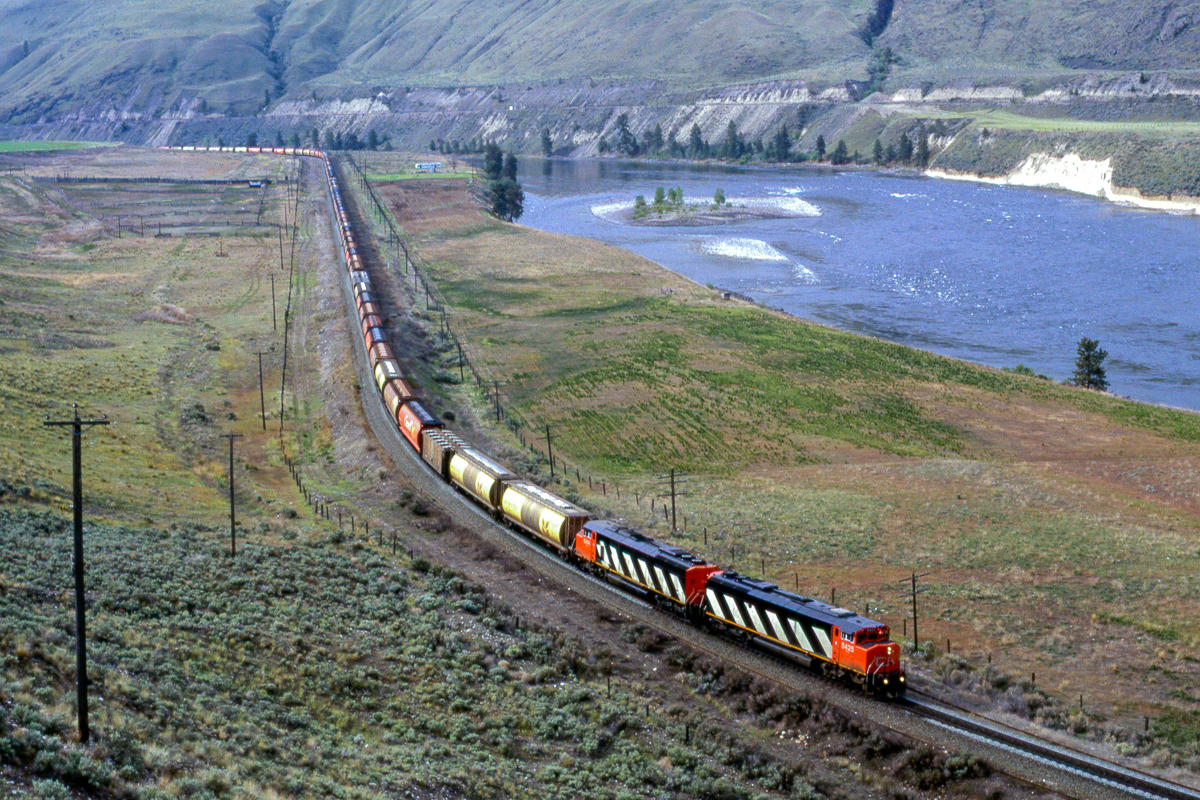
<box><xmin>704</xmin><ymin>572</ymin><xmax>905</xmax><ymax>697</ymax></box>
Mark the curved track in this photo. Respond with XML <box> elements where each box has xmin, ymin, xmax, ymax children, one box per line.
<box><xmin>321</xmin><ymin>154</ymin><xmax>1200</xmax><ymax>800</ymax></box>
<box><xmin>902</xmin><ymin>691</ymin><xmax>1200</xmax><ymax>800</ymax></box>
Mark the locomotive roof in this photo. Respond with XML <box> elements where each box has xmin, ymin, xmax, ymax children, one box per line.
<box><xmin>585</xmin><ymin>519</ymin><xmax>714</xmax><ymax>569</ymax></box>
<box><xmin>708</xmin><ymin>571</ymin><xmax>884</xmax><ymax>634</ymax></box>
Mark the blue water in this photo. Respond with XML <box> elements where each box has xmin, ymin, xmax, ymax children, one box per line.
<box><xmin>516</xmin><ymin>158</ymin><xmax>1198</xmax><ymax>412</ymax></box>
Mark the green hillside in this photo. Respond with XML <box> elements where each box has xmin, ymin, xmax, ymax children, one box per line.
<box><xmin>3</xmin><ymin>0</ymin><xmax>1200</xmax><ymax>126</ymax></box>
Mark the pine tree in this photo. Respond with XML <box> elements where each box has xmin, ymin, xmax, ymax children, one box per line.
<box><xmin>1070</xmin><ymin>337</ymin><xmax>1109</xmax><ymax>391</ymax></box>
<box><xmin>489</xmin><ymin>178</ymin><xmax>524</xmax><ymax>222</ymax></box>
<box><xmin>688</xmin><ymin>124</ymin><xmax>706</xmax><ymax>158</ymax></box>
<box><xmin>642</xmin><ymin>124</ymin><xmax>664</xmax><ymax>154</ymax></box>
<box><xmin>541</xmin><ymin>127</ymin><xmax>553</xmax><ymax>156</ymax></box>
<box><xmin>483</xmin><ymin>142</ymin><xmax>503</xmax><ymax>179</ymax></box>
<box><xmin>723</xmin><ymin>121</ymin><xmax>743</xmax><ymax>159</ymax></box>
<box><xmin>774</xmin><ymin>125</ymin><xmax>791</xmax><ymax>161</ymax></box>
<box><xmin>615</xmin><ymin>113</ymin><xmax>639</xmax><ymax>155</ymax></box>
<box><xmin>916</xmin><ymin>125</ymin><xmax>930</xmax><ymax>167</ymax></box>
<box><xmin>814</xmin><ymin>134</ymin><xmax>825</xmax><ymax>161</ymax></box>
<box><xmin>873</xmin><ymin>139</ymin><xmax>884</xmax><ymax>164</ymax></box>
<box><xmin>831</xmin><ymin>139</ymin><xmax>849</xmax><ymax>165</ymax></box>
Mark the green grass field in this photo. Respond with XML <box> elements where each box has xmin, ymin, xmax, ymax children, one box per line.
<box><xmin>0</xmin><ymin>146</ymin><xmax>1029</xmax><ymax>800</ymax></box>
<box><xmin>377</xmin><ymin>175</ymin><xmax>1200</xmax><ymax>756</ymax></box>
<box><xmin>0</xmin><ymin>141</ymin><xmax>107</xmax><ymax>152</ymax></box>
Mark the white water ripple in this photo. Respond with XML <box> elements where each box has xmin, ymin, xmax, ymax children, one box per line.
<box><xmin>698</xmin><ymin>237</ymin><xmax>790</xmax><ymax>262</ymax></box>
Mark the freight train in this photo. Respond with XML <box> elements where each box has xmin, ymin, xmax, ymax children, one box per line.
<box><xmin>171</xmin><ymin>144</ymin><xmax>906</xmax><ymax>698</ymax></box>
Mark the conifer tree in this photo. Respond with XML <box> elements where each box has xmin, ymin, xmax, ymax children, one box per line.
<box><xmin>1070</xmin><ymin>337</ymin><xmax>1109</xmax><ymax>391</ymax></box>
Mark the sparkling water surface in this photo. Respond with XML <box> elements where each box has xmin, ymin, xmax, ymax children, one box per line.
<box><xmin>516</xmin><ymin>158</ymin><xmax>1198</xmax><ymax>412</ymax></box>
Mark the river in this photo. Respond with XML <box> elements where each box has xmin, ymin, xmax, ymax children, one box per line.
<box><xmin>515</xmin><ymin>158</ymin><xmax>1197</xmax><ymax>413</ymax></box>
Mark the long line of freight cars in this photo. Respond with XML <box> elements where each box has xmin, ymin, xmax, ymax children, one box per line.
<box><xmin>173</xmin><ymin>144</ymin><xmax>905</xmax><ymax>697</ymax></box>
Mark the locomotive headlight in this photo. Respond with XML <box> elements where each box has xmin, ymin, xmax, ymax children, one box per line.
<box><xmin>883</xmin><ymin>678</ymin><xmax>888</xmax><ymax>685</ymax></box>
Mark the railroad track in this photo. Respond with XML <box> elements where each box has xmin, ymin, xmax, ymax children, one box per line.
<box><xmin>902</xmin><ymin>691</ymin><xmax>1200</xmax><ymax>800</ymax></box>
<box><xmin>323</xmin><ymin>155</ymin><xmax>1200</xmax><ymax>800</ymax></box>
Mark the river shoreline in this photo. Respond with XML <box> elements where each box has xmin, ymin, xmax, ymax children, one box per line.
<box><xmin>928</xmin><ymin>153</ymin><xmax>1200</xmax><ymax>216</ymax></box>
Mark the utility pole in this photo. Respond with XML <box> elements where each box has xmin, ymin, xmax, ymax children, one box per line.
<box><xmin>254</xmin><ymin>351</ymin><xmax>268</xmax><ymax>430</ymax></box>
<box><xmin>898</xmin><ymin>572</ymin><xmax>931</xmax><ymax>652</ymax></box>
<box><xmin>655</xmin><ymin>469</ymin><xmax>688</xmax><ymax>531</ymax></box>
<box><xmin>270</xmin><ymin>274</ymin><xmax>277</xmax><ymax>332</ymax></box>
<box><xmin>545</xmin><ymin>425</ymin><xmax>555</xmax><ymax>479</ymax></box>
<box><xmin>669</xmin><ymin>469</ymin><xmax>676</xmax><ymax>530</ymax></box>
<box><xmin>222</xmin><ymin>433</ymin><xmax>244</xmax><ymax>556</ymax></box>
<box><xmin>43</xmin><ymin>404</ymin><xmax>110</xmax><ymax>744</ymax></box>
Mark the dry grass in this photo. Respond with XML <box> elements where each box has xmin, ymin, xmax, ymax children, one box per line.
<box><xmin>0</xmin><ymin>148</ymin><xmax>347</xmax><ymax>534</ymax></box>
<box><xmin>382</xmin><ymin>177</ymin><xmax>1200</xmax><ymax>735</ymax></box>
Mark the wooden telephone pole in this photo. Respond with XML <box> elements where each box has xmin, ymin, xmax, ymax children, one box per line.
<box><xmin>43</xmin><ymin>404</ymin><xmax>110</xmax><ymax>743</ymax></box>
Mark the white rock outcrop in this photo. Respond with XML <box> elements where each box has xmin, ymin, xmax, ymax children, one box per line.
<box><xmin>929</xmin><ymin>153</ymin><xmax>1200</xmax><ymax>214</ymax></box>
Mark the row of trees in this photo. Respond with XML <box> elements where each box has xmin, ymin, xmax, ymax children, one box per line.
<box><xmin>588</xmin><ymin>114</ymin><xmax>931</xmax><ymax>169</ymax></box>
<box><xmin>235</xmin><ymin>128</ymin><xmax>391</xmax><ymax>151</ymax></box>
<box><xmin>430</xmin><ymin>138</ymin><xmax>492</xmax><ymax>155</ymax></box>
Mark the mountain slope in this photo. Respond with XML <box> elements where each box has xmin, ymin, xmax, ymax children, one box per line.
<box><xmin>3</xmin><ymin>0</ymin><xmax>1200</xmax><ymax>127</ymax></box>
<box><xmin>0</xmin><ymin>0</ymin><xmax>877</xmax><ymax>122</ymax></box>
<box><xmin>878</xmin><ymin>0</ymin><xmax>1200</xmax><ymax>74</ymax></box>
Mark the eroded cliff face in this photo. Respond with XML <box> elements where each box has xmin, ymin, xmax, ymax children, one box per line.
<box><xmin>6</xmin><ymin>71</ymin><xmax>1200</xmax><ymax>205</ymax></box>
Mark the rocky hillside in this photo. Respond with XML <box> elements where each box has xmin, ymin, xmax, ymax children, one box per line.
<box><xmin>4</xmin><ymin>0</ymin><xmax>1200</xmax><ymax>200</ymax></box>
<box><xmin>4</xmin><ymin>0</ymin><xmax>1200</xmax><ymax>129</ymax></box>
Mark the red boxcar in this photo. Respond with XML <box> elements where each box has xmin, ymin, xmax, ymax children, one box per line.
<box><xmin>397</xmin><ymin>400</ymin><xmax>442</xmax><ymax>451</ymax></box>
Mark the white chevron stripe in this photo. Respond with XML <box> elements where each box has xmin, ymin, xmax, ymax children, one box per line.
<box><xmin>623</xmin><ymin>552</ymin><xmax>639</xmax><ymax>583</ymax></box>
<box><xmin>765</xmin><ymin>610</ymin><xmax>786</xmax><ymax>642</ymax></box>
<box><xmin>746</xmin><ymin>606</ymin><xmax>769</xmax><ymax>638</ymax></box>
<box><xmin>813</xmin><ymin>628</ymin><xmax>832</xmax><ymax>658</ymax></box>
<box><xmin>706</xmin><ymin>588</ymin><xmax>725</xmax><ymax>620</ymax></box>
<box><xmin>653</xmin><ymin>567</ymin><xmax>669</xmax><ymax>598</ymax></box>
<box><xmin>670</xmin><ymin>574</ymin><xmax>685</xmax><ymax>603</ymax></box>
<box><xmin>790</xmin><ymin>619</ymin><xmax>814</xmax><ymax>653</ymax></box>
<box><xmin>724</xmin><ymin>595</ymin><xmax>746</xmax><ymax>629</ymax></box>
